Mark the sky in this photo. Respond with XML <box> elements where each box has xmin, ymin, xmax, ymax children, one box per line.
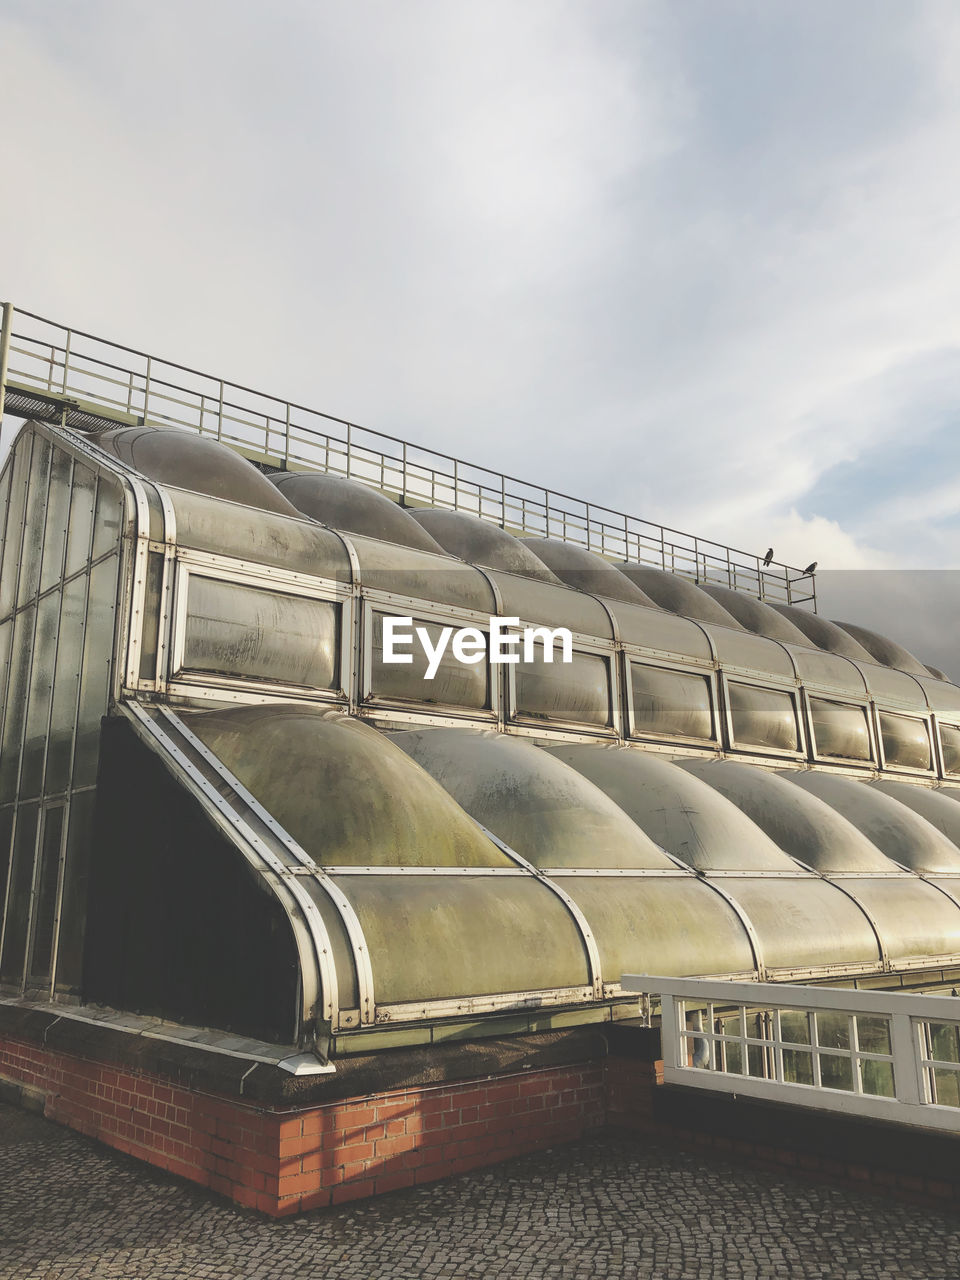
<box><xmin>1</xmin><ymin>1</ymin><xmax>958</xmax><ymax>670</ymax></box>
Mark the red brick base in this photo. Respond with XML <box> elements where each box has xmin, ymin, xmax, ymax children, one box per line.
<box><xmin>0</xmin><ymin>1035</ymin><xmax>606</xmax><ymax>1216</ymax></box>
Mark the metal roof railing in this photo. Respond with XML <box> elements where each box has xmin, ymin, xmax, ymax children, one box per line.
<box><xmin>0</xmin><ymin>303</ymin><xmax>815</xmax><ymax>608</ymax></box>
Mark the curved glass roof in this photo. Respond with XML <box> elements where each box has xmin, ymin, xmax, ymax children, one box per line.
<box><xmin>833</xmin><ymin>620</ymin><xmax>931</xmax><ymax>678</ymax></box>
<box><xmin>411</xmin><ymin>508</ymin><xmax>563</xmax><ymax>583</ymax></box>
<box><xmin>389</xmin><ymin>728</ymin><xmax>677</xmax><ymax>870</ymax></box>
<box><xmin>543</xmin><ymin>746</ymin><xmax>796</xmax><ymax>872</ymax></box>
<box><xmin>520</xmin><ymin>537</ymin><xmax>658</xmax><ymax>607</ymax></box>
<box><xmin>678</xmin><ymin>758</ymin><xmax>896</xmax><ymax>873</ymax></box>
<box><xmin>778</xmin><ymin>770</ymin><xmax>960</xmax><ymax>873</ymax></box>
<box><xmin>697</xmin><ymin>584</ymin><xmax>812</xmax><ymax>646</ymax></box>
<box><xmin>613</xmin><ymin>564</ymin><xmax>743</xmax><ymax>628</ymax></box>
<box><xmin>95</xmin><ymin>426</ymin><xmax>300</xmax><ymax>516</ymax></box>
<box><xmin>270</xmin><ymin>472</ymin><xmax>446</xmax><ymax>554</ymax></box>
<box><xmin>769</xmin><ymin>602</ymin><xmax>874</xmax><ymax>662</ymax></box>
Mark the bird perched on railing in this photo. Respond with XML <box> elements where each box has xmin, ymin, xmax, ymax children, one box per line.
<box><xmin>763</xmin><ymin>547</ymin><xmax>774</xmax><ymax>566</ymax></box>
<box><xmin>803</xmin><ymin>562</ymin><xmax>817</xmax><ymax>575</ymax></box>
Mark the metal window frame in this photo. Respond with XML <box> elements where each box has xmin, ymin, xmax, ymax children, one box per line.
<box><xmin>359</xmin><ymin>595</ymin><xmax>498</xmax><ymax>721</ymax></box>
<box><xmin>625</xmin><ymin>654</ymin><xmax>720</xmax><ymax>748</ymax></box>
<box><xmin>719</xmin><ymin>671</ymin><xmax>807</xmax><ymax>761</ymax></box>
<box><xmin>506</xmin><ymin>631</ymin><xmax>620</xmax><ymax>739</ymax></box>
<box><xmin>167</xmin><ymin>552</ymin><xmax>351</xmax><ymax>703</ymax></box>
<box><xmin>935</xmin><ymin>717</ymin><xmax>960</xmax><ymax>780</ymax></box>
<box><xmin>802</xmin><ymin>688</ymin><xmax>878</xmax><ymax>770</ymax></box>
<box><xmin>874</xmin><ymin>703</ymin><xmax>937</xmax><ymax>778</ymax></box>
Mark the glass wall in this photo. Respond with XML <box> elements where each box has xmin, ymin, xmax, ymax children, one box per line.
<box><xmin>0</xmin><ymin>427</ymin><xmax>123</xmax><ymax>997</ymax></box>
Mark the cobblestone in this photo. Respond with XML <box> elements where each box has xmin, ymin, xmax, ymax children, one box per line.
<box><xmin>2</xmin><ymin>1102</ymin><xmax>960</xmax><ymax>1278</ymax></box>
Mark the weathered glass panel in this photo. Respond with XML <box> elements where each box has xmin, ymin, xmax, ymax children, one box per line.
<box><xmin>942</xmin><ymin>724</ymin><xmax>960</xmax><ymax>775</ymax></box>
<box><xmin>20</xmin><ymin>590</ymin><xmax>60</xmax><ymax>799</ymax></box>
<box><xmin>516</xmin><ymin>652</ymin><xmax>610</xmax><ymax>726</ymax></box>
<box><xmin>369</xmin><ymin>612</ymin><xmax>488</xmax><ymax>709</ymax></box>
<box><xmin>631</xmin><ymin>664</ymin><xmax>713</xmax><ymax>740</ymax></box>
<box><xmin>727</xmin><ymin>682</ymin><xmax>799</xmax><ymax>752</ymax></box>
<box><xmin>880</xmin><ymin>712</ymin><xmax>932</xmax><ymax>771</ymax></box>
<box><xmin>52</xmin><ymin>790</ymin><xmax>95</xmax><ymax>994</ymax></box>
<box><xmin>819</xmin><ymin>1053</ymin><xmax>854</xmax><ymax>1092</ymax></box>
<box><xmin>0</xmin><ymin>803</ymin><xmax>38</xmax><ymax>985</ymax></box>
<box><xmin>809</xmin><ymin>697</ymin><xmax>872</xmax><ymax>761</ymax></box>
<box><xmin>63</xmin><ymin>464</ymin><xmax>96</xmax><ymax>580</ymax></box>
<box><xmin>0</xmin><ymin>439</ymin><xmax>31</xmax><ymax>620</ymax></box>
<box><xmin>29</xmin><ymin>806</ymin><xmax>65</xmax><ymax>982</ymax></box>
<box><xmin>74</xmin><ymin>555</ymin><xmax>119</xmax><ymax>787</ymax></box>
<box><xmin>92</xmin><ymin>476</ymin><xmax>124</xmax><ymax>561</ymax></box>
<box><xmin>45</xmin><ymin>576</ymin><xmax>85</xmax><ymax>796</ymax></box>
<box><xmin>0</xmin><ymin>605</ymin><xmax>35</xmax><ymax>803</ymax></box>
<box><xmin>40</xmin><ymin>449</ymin><xmax>72</xmax><ymax>594</ymax></box>
<box><xmin>183</xmin><ymin>577</ymin><xmax>339</xmax><ymax>690</ymax></box>
<box><xmin>17</xmin><ymin>437</ymin><xmax>51</xmax><ymax>609</ymax></box>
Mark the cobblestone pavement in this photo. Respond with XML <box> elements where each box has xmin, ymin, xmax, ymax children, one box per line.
<box><xmin>3</xmin><ymin>1103</ymin><xmax>960</xmax><ymax>1280</ymax></box>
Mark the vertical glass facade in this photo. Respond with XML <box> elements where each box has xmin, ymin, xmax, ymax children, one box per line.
<box><xmin>0</xmin><ymin>426</ymin><xmax>123</xmax><ymax>997</ymax></box>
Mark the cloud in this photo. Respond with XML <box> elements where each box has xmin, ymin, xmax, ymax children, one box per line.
<box><xmin>2</xmin><ymin>0</ymin><xmax>960</xmax><ymax>598</ymax></box>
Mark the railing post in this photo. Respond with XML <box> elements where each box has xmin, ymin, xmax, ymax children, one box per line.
<box><xmin>216</xmin><ymin>379</ymin><xmax>224</xmax><ymax>442</ymax></box>
<box><xmin>660</xmin><ymin>993</ymin><xmax>678</xmax><ymax>1072</ymax></box>
<box><xmin>891</xmin><ymin>1013</ymin><xmax>925</xmax><ymax>1106</ymax></box>
<box><xmin>143</xmin><ymin>356</ymin><xmax>153</xmax><ymax>425</ymax></box>
<box><xmin>61</xmin><ymin>325</ymin><xmax>72</xmax><ymax>395</ymax></box>
<box><xmin>0</xmin><ymin>301</ymin><xmax>13</xmax><ymax>429</ymax></box>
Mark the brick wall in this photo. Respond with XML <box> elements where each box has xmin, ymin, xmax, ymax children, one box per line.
<box><xmin>0</xmin><ymin>1034</ymin><xmax>605</xmax><ymax>1216</ymax></box>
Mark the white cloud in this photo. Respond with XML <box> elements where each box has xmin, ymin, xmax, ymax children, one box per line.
<box><xmin>2</xmin><ymin>0</ymin><xmax>960</xmax><ymax>584</ymax></box>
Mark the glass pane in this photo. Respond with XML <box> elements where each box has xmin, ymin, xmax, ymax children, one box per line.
<box><xmin>722</xmin><ymin>1040</ymin><xmax>743</xmax><ymax>1075</ymax></box>
<box><xmin>779</xmin><ymin>1010</ymin><xmax>811</xmax><ymax>1045</ymax></box>
<box><xmin>29</xmin><ymin>806</ymin><xmax>64</xmax><ymax>982</ymax></box>
<box><xmin>747</xmin><ymin>1044</ymin><xmax>766</xmax><ymax>1077</ymax></box>
<box><xmin>809</xmin><ymin>698</ymin><xmax>872</xmax><ymax>761</ymax></box>
<box><xmin>183</xmin><ymin>577</ymin><xmax>339</xmax><ymax>690</ymax></box>
<box><xmin>45</xmin><ymin>576</ymin><xmax>85</xmax><ymax>795</ymax></box>
<box><xmin>0</xmin><ymin>803</ymin><xmax>38</xmax><ymax>985</ymax></box>
<box><xmin>20</xmin><ymin>591</ymin><xmax>60</xmax><ymax>800</ymax></box>
<box><xmin>819</xmin><ymin>1053</ymin><xmax>855</xmax><ymax>1092</ymax></box>
<box><xmin>17</xmin><ymin>437</ymin><xmax>51</xmax><ymax>609</ymax></box>
<box><xmin>861</xmin><ymin>1060</ymin><xmax>895</xmax><ymax>1098</ymax></box>
<box><xmin>0</xmin><ymin>467</ymin><xmax>11</xmax><ymax>612</ymax></box>
<box><xmin>728</xmin><ymin>682</ymin><xmax>799</xmax><ymax>752</ymax></box>
<box><xmin>942</xmin><ymin>724</ymin><xmax>960</xmax><ymax>776</ymax></box>
<box><xmin>74</xmin><ymin>555</ymin><xmax>118</xmax><ymax>788</ymax></box>
<box><xmin>0</xmin><ymin>807</ymin><xmax>13</xmax><ymax>932</ymax></box>
<box><xmin>932</xmin><ymin>1067</ymin><xmax>960</xmax><ymax>1108</ymax></box>
<box><xmin>92</xmin><ymin>477</ymin><xmax>124</xmax><ymax>561</ymax></box>
<box><xmin>369</xmin><ymin>612</ymin><xmax>489</xmax><ymax>710</ymax></box>
<box><xmin>782</xmin><ymin>1048</ymin><xmax>814</xmax><ymax>1085</ymax></box>
<box><xmin>40</xmin><ymin>449</ymin><xmax>72</xmax><ymax>594</ymax></box>
<box><xmin>0</xmin><ymin>618</ymin><xmax>11</xmax><ymax>721</ymax></box>
<box><xmin>856</xmin><ymin>1016</ymin><xmax>892</xmax><ymax>1056</ymax></box>
<box><xmin>816</xmin><ymin>1011</ymin><xmax>851</xmax><ymax>1050</ymax></box>
<box><xmin>53</xmin><ymin>791</ymin><xmax>95</xmax><ymax>995</ymax></box>
<box><xmin>880</xmin><ymin>712</ymin><xmax>932</xmax><ymax>771</ymax></box>
<box><xmin>64</xmin><ymin>463</ymin><xmax>96</xmax><ymax>580</ymax></box>
<box><xmin>138</xmin><ymin>552</ymin><xmax>165</xmax><ymax>682</ymax></box>
<box><xmin>631</xmin><ymin>665</ymin><xmax>713</xmax><ymax>740</ymax></box>
<box><xmin>515</xmin><ymin>651</ymin><xmax>610</xmax><ymax>726</ymax></box>
<box><xmin>0</xmin><ymin>605</ymin><xmax>36</xmax><ymax>803</ymax></box>
<box><xmin>0</xmin><ymin>439</ymin><xmax>31</xmax><ymax>620</ymax></box>
<box><xmin>929</xmin><ymin>1022</ymin><xmax>960</xmax><ymax>1064</ymax></box>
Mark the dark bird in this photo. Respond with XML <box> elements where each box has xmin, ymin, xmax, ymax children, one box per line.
<box><xmin>762</xmin><ymin>547</ymin><xmax>774</xmax><ymax>566</ymax></box>
<box><xmin>803</xmin><ymin>561</ymin><xmax>817</xmax><ymax>575</ymax></box>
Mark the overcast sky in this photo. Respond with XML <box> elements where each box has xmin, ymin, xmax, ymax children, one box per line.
<box><xmin>1</xmin><ymin>2</ymin><xmax>958</xmax><ymax>667</ymax></box>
